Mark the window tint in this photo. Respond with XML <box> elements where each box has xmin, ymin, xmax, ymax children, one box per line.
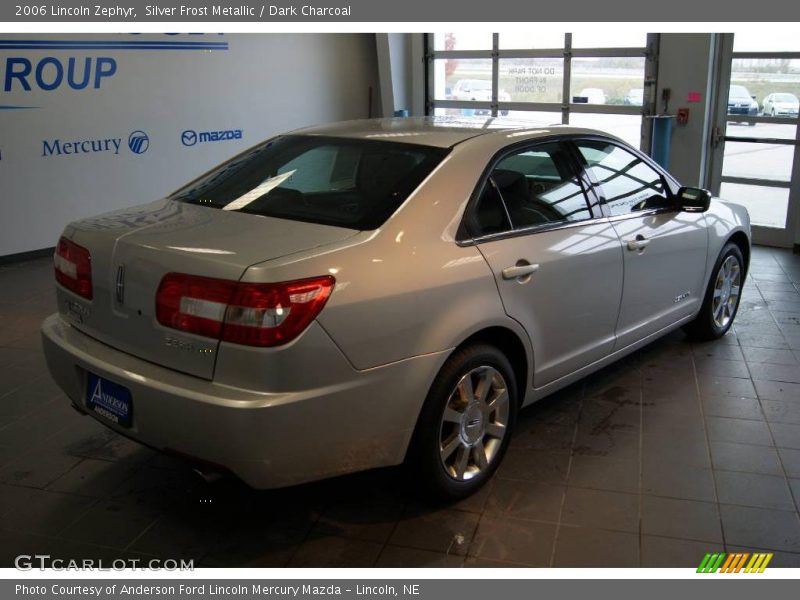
<box><xmin>468</xmin><ymin>142</ymin><xmax>593</xmax><ymax>238</ymax></box>
<box><xmin>577</xmin><ymin>141</ymin><xmax>672</xmax><ymax>216</ymax></box>
<box><xmin>471</xmin><ymin>179</ymin><xmax>512</xmax><ymax>236</ymax></box>
<box><xmin>172</xmin><ymin>136</ymin><xmax>448</xmax><ymax>230</ymax></box>
<box><xmin>492</xmin><ymin>143</ymin><xmax>592</xmax><ymax>229</ymax></box>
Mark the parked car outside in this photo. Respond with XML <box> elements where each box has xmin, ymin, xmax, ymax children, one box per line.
<box><xmin>762</xmin><ymin>92</ymin><xmax>800</xmax><ymax>117</ymax></box>
<box><xmin>42</xmin><ymin>117</ymin><xmax>751</xmax><ymax>499</ymax></box>
<box><xmin>576</xmin><ymin>88</ymin><xmax>607</xmax><ymax>104</ymax></box>
<box><xmin>624</xmin><ymin>88</ymin><xmax>644</xmax><ymax>106</ymax></box>
<box><xmin>449</xmin><ymin>79</ymin><xmax>511</xmax><ymax>116</ymax></box>
<box><xmin>727</xmin><ymin>84</ymin><xmax>759</xmax><ymax>125</ymax></box>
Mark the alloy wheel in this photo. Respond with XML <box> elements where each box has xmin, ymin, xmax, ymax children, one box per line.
<box><xmin>438</xmin><ymin>366</ymin><xmax>510</xmax><ymax>481</ymax></box>
<box><xmin>712</xmin><ymin>255</ymin><xmax>742</xmax><ymax>329</ymax></box>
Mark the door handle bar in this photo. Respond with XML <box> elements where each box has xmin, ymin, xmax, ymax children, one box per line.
<box><xmin>626</xmin><ymin>238</ymin><xmax>650</xmax><ymax>251</ymax></box>
<box><xmin>502</xmin><ymin>264</ymin><xmax>540</xmax><ymax>280</ymax></box>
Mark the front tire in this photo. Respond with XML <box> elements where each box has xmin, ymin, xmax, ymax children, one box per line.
<box><xmin>684</xmin><ymin>242</ymin><xmax>745</xmax><ymax>341</ymax></box>
<box><xmin>407</xmin><ymin>344</ymin><xmax>518</xmax><ymax>501</ymax></box>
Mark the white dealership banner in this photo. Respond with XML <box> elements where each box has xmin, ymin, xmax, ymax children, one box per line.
<box><xmin>0</xmin><ymin>33</ymin><xmax>378</xmax><ymax>256</ymax></box>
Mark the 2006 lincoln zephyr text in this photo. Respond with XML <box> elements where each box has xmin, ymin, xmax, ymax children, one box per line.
<box><xmin>41</xmin><ymin>117</ymin><xmax>751</xmax><ymax>499</ymax></box>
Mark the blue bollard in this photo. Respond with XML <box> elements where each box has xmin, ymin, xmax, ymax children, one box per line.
<box><xmin>649</xmin><ymin>115</ymin><xmax>674</xmax><ymax>169</ymax></box>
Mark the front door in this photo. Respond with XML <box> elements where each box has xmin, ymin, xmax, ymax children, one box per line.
<box><xmin>465</xmin><ymin>141</ymin><xmax>624</xmax><ymax>387</ymax></box>
<box><xmin>574</xmin><ymin>139</ymin><xmax>709</xmax><ymax>349</ymax></box>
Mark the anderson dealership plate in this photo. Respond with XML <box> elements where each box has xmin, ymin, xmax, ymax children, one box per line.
<box><xmin>86</xmin><ymin>372</ymin><xmax>132</xmax><ymax>428</ymax></box>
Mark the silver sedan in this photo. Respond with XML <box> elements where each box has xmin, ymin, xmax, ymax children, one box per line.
<box><xmin>42</xmin><ymin>117</ymin><xmax>751</xmax><ymax>499</ymax></box>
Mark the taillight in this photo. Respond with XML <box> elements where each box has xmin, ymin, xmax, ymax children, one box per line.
<box><xmin>156</xmin><ymin>273</ymin><xmax>335</xmax><ymax>347</ymax></box>
<box><xmin>54</xmin><ymin>237</ymin><xmax>93</xmax><ymax>300</ymax></box>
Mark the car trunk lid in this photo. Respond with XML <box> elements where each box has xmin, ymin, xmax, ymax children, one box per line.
<box><xmin>57</xmin><ymin>199</ymin><xmax>356</xmax><ymax>379</ymax></box>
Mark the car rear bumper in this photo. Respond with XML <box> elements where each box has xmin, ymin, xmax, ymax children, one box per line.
<box><xmin>41</xmin><ymin>313</ymin><xmax>448</xmax><ymax>488</ymax></box>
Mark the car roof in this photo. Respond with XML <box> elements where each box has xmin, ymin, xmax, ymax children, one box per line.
<box><xmin>292</xmin><ymin>116</ymin><xmax>622</xmax><ymax>149</ymax></box>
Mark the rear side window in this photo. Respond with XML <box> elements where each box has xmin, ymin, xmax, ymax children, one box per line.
<box><xmin>172</xmin><ymin>136</ymin><xmax>448</xmax><ymax>230</ymax></box>
<box><xmin>468</xmin><ymin>141</ymin><xmax>592</xmax><ymax>237</ymax></box>
<box><xmin>576</xmin><ymin>141</ymin><xmax>673</xmax><ymax>216</ymax></box>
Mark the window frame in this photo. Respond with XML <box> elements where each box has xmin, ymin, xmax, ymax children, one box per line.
<box><xmin>457</xmin><ymin>137</ymin><xmax>604</xmax><ymax>244</ymax></box>
<box><xmin>424</xmin><ymin>33</ymin><xmax>659</xmax><ymax>152</ymax></box>
<box><xmin>568</xmin><ymin>135</ymin><xmax>682</xmax><ymax>221</ymax></box>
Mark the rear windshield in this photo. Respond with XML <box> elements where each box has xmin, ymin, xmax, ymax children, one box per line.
<box><xmin>171</xmin><ymin>135</ymin><xmax>449</xmax><ymax>230</ymax></box>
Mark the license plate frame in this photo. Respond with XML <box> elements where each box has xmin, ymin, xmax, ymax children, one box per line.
<box><xmin>85</xmin><ymin>372</ymin><xmax>133</xmax><ymax>428</ymax></box>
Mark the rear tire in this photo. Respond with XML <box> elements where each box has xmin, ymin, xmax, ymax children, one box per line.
<box><xmin>407</xmin><ymin>344</ymin><xmax>518</xmax><ymax>501</ymax></box>
<box><xmin>684</xmin><ymin>242</ymin><xmax>745</xmax><ymax>341</ymax></box>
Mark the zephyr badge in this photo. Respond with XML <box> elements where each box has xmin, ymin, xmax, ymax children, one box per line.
<box><xmin>115</xmin><ymin>265</ymin><xmax>126</xmax><ymax>304</ymax></box>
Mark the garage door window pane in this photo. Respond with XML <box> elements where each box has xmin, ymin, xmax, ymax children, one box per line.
<box><xmin>433</xmin><ymin>32</ymin><xmax>493</xmax><ymax>51</ymax></box>
<box><xmin>434</xmin><ymin>58</ymin><xmax>493</xmax><ymax>102</ymax></box>
<box><xmin>500</xmin><ymin>58</ymin><xmax>564</xmax><ymax>103</ymax></box>
<box><xmin>577</xmin><ymin>141</ymin><xmax>671</xmax><ymax>216</ymax></box>
<box><xmin>734</xmin><ymin>32</ymin><xmax>800</xmax><ymax>52</ymax></box>
<box><xmin>499</xmin><ymin>32</ymin><xmax>566</xmax><ymax>50</ymax></box>
<box><xmin>496</xmin><ymin>110</ymin><xmax>562</xmax><ymax>124</ymax></box>
<box><xmin>569</xmin><ymin>113</ymin><xmax>642</xmax><ymax>148</ymax></box>
<box><xmin>730</xmin><ymin>59</ymin><xmax>800</xmax><ymax>120</ymax></box>
<box><xmin>720</xmin><ymin>182</ymin><xmax>789</xmax><ymax>229</ymax></box>
<box><xmin>571</xmin><ymin>57</ymin><xmax>646</xmax><ymax>106</ymax></box>
<box><xmin>571</xmin><ymin>32</ymin><xmax>647</xmax><ymax>49</ymax></box>
<box><xmin>723</xmin><ymin>141</ymin><xmax>795</xmax><ymax>183</ymax></box>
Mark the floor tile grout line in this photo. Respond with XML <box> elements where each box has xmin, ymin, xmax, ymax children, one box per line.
<box><xmin>546</xmin><ymin>381</ymin><xmax>585</xmax><ymax>568</ymax></box>
<box><xmin>0</xmin><ymin>525</ymin><xmax>166</xmax><ymax>559</ymax></box>
<box><xmin>637</xmin><ymin>362</ymin><xmax>644</xmax><ymax>568</ymax></box>
<box><xmin>120</xmin><ymin>512</ymin><xmax>165</xmax><ymax>554</ymax></box>
<box><xmin>690</xmin><ymin>334</ymin><xmax>727</xmax><ymax>551</ymax></box>
<box><xmin>748</xmin><ymin>267</ymin><xmax>800</xmax><ymax>518</ymax></box>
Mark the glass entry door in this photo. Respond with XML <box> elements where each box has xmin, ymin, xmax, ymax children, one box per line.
<box><xmin>708</xmin><ymin>33</ymin><xmax>800</xmax><ymax>247</ymax></box>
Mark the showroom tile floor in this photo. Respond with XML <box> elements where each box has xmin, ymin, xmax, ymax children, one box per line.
<box><xmin>1</xmin><ymin>247</ymin><xmax>800</xmax><ymax>568</ymax></box>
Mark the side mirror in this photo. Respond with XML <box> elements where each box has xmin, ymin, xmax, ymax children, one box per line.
<box><xmin>678</xmin><ymin>186</ymin><xmax>711</xmax><ymax>213</ymax></box>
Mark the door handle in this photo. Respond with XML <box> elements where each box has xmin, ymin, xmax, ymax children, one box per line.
<box><xmin>502</xmin><ymin>263</ymin><xmax>540</xmax><ymax>280</ymax></box>
<box><xmin>626</xmin><ymin>236</ymin><xmax>650</xmax><ymax>251</ymax></box>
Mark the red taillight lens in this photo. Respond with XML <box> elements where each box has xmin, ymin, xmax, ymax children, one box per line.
<box><xmin>54</xmin><ymin>237</ymin><xmax>93</xmax><ymax>300</ymax></box>
<box><xmin>155</xmin><ymin>273</ymin><xmax>335</xmax><ymax>347</ymax></box>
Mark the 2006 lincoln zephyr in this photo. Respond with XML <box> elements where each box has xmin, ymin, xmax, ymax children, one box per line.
<box><xmin>42</xmin><ymin>117</ymin><xmax>751</xmax><ymax>499</ymax></box>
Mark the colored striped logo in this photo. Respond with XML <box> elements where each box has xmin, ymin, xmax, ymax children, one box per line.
<box><xmin>127</xmin><ymin>130</ymin><xmax>149</xmax><ymax>155</ymax></box>
<box><xmin>697</xmin><ymin>552</ymin><xmax>773</xmax><ymax>573</ymax></box>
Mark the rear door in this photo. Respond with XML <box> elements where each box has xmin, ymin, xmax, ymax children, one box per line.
<box><xmin>466</xmin><ymin>140</ymin><xmax>624</xmax><ymax>387</ymax></box>
<box><xmin>572</xmin><ymin>138</ymin><xmax>709</xmax><ymax>349</ymax></box>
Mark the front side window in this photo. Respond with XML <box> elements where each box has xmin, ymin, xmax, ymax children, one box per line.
<box><xmin>576</xmin><ymin>140</ymin><xmax>672</xmax><ymax>216</ymax></box>
<box><xmin>172</xmin><ymin>136</ymin><xmax>448</xmax><ymax>230</ymax></box>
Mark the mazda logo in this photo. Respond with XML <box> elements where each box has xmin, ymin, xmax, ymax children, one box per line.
<box><xmin>127</xmin><ymin>130</ymin><xmax>149</xmax><ymax>154</ymax></box>
<box><xmin>181</xmin><ymin>129</ymin><xmax>198</xmax><ymax>147</ymax></box>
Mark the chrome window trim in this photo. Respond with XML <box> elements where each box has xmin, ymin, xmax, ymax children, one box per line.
<box><xmin>457</xmin><ymin>214</ymin><xmax>612</xmax><ymax>247</ymax></box>
<box><xmin>457</xmin><ymin>205</ymin><xmax>682</xmax><ymax>248</ymax></box>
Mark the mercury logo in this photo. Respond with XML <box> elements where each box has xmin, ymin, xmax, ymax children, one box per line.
<box><xmin>127</xmin><ymin>130</ymin><xmax>149</xmax><ymax>154</ymax></box>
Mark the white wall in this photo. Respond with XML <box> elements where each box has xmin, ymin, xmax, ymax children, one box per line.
<box><xmin>654</xmin><ymin>33</ymin><xmax>716</xmax><ymax>187</ymax></box>
<box><xmin>376</xmin><ymin>33</ymin><xmax>417</xmax><ymax>116</ymax></box>
<box><xmin>0</xmin><ymin>33</ymin><xmax>380</xmax><ymax>256</ymax></box>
